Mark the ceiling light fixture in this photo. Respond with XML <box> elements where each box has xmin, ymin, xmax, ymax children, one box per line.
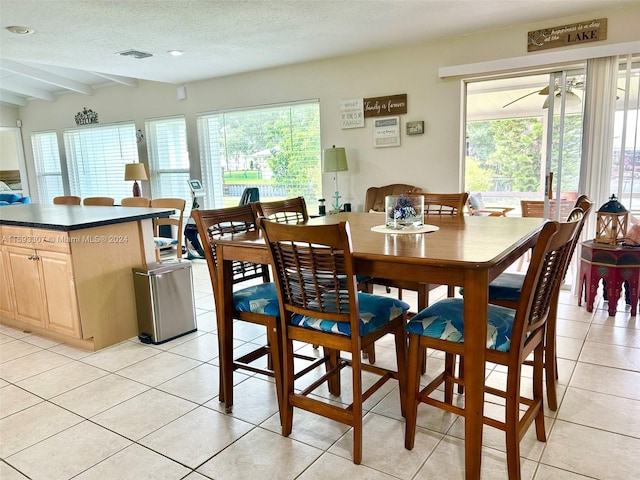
<box><xmin>6</xmin><ymin>25</ymin><xmax>35</xmax><ymax>35</ymax></box>
<box><xmin>167</xmin><ymin>50</ymin><xmax>185</xmax><ymax>57</ymax></box>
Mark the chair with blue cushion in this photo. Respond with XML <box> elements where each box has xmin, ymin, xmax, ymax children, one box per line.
<box><xmin>403</xmin><ymin>215</ymin><xmax>583</xmax><ymax>480</ymax></box>
<box><xmin>192</xmin><ymin>204</ymin><xmax>284</xmax><ymax>417</ymax></box>
<box><xmin>260</xmin><ymin>218</ymin><xmax>409</xmax><ymax>464</ymax></box>
<box><xmin>151</xmin><ymin>197</ymin><xmax>186</xmax><ymax>260</ymax></box>
<box><xmin>484</xmin><ymin>195</ymin><xmax>593</xmax><ymax>410</ymax></box>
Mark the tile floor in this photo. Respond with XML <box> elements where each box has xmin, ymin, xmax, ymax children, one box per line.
<box><xmin>1</xmin><ymin>258</ymin><xmax>639</xmax><ymax>479</ymax></box>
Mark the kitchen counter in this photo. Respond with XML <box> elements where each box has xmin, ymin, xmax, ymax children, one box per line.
<box><xmin>0</xmin><ymin>204</ymin><xmax>174</xmax><ymax>350</ymax></box>
<box><xmin>0</xmin><ymin>204</ymin><xmax>173</xmax><ymax>230</ymax></box>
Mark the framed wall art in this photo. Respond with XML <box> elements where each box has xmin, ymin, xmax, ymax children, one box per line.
<box><xmin>406</xmin><ymin>121</ymin><xmax>424</xmax><ymax>135</ymax></box>
<box><xmin>373</xmin><ymin>116</ymin><xmax>400</xmax><ymax>148</ymax></box>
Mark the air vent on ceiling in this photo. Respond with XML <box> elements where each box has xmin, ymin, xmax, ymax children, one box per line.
<box><xmin>117</xmin><ymin>49</ymin><xmax>153</xmax><ymax>59</ymax></box>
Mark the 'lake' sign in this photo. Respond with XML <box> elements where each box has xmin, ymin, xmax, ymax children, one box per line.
<box><xmin>528</xmin><ymin>18</ymin><xmax>607</xmax><ymax>52</ymax></box>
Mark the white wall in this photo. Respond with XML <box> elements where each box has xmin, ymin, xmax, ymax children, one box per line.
<box><xmin>6</xmin><ymin>3</ymin><xmax>640</xmax><ymax>208</ymax></box>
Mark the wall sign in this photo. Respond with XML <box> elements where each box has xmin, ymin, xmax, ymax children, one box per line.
<box><xmin>373</xmin><ymin>116</ymin><xmax>400</xmax><ymax>148</ymax></box>
<box><xmin>364</xmin><ymin>94</ymin><xmax>407</xmax><ymax>118</ymax></box>
<box><xmin>528</xmin><ymin>18</ymin><xmax>607</xmax><ymax>52</ymax></box>
<box><xmin>340</xmin><ymin>98</ymin><xmax>364</xmax><ymax>129</ymax></box>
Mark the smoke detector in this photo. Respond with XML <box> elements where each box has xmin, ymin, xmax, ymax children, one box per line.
<box><xmin>6</xmin><ymin>26</ymin><xmax>35</xmax><ymax>35</ymax></box>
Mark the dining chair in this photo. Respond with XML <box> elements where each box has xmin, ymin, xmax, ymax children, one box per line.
<box><xmin>364</xmin><ymin>183</ymin><xmax>423</xmax><ymax>212</ymax></box>
<box><xmin>191</xmin><ymin>204</ymin><xmax>284</xmax><ymax>418</ymax></box>
<box><xmin>483</xmin><ymin>195</ymin><xmax>593</xmax><ymax>410</ymax></box>
<box><xmin>82</xmin><ymin>196</ymin><xmax>115</xmax><ymax>206</ymax></box>
<box><xmin>121</xmin><ymin>196</ymin><xmax>151</xmax><ymax>207</ymax></box>
<box><xmin>260</xmin><ymin>218</ymin><xmax>409</xmax><ymax>464</ymax></box>
<box><xmin>423</xmin><ymin>192</ymin><xmax>469</xmax><ymax>217</ymax></box>
<box><xmin>404</xmin><ymin>215</ymin><xmax>583</xmax><ymax>480</ymax></box>
<box><xmin>466</xmin><ymin>192</ymin><xmax>514</xmax><ymax>216</ymax></box>
<box><xmin>150</xmin><ymin>198</ymin><xmax>186</xmax><ymax>260</ymax></box>
<box><xmin>239</xmin><ymin>187</ymin><xmax>260</xmax><ymax>205</ymax></box>
<box><xmin>252</xmin><ymin>196</ymin><xmax>309</xmax><ymax>224</ymax></box>
<box><xmin>53</xmin><ymin>195</ymin><xmax>81</xmax><ymax>205</ymax></box>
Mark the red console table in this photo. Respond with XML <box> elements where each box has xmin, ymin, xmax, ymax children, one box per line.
<box><xmin>578</xmin><ymin>240</ymin><xmax>640</xmax><ymax>316</ymax></box>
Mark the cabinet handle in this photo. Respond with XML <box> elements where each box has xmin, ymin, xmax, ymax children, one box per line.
<box><xmin>28</xmin><ymin>255</ymin><xmax>40</xmax><ymax>261</ymax></box>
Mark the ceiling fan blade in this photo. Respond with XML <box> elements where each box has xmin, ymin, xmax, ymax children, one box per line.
<box><xmin>538</xmin><ymin>85</ymin><xmax>551</xmax><ymax>95</ymax></box>
<box><xmin>502</xmin><ymin>89</ymin><xmax>542</xmax><ymax>108</ymax></box>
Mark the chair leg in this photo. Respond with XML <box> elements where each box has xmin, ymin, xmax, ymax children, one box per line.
<box><xmin>444</xmin><ymin>353</ymin><xmax>456</xmax><ymax>404</ymax></box>
<box><xmin>404</xmin><ymin>334</ymin><xmax>422</xmax><ymax>450</ymax></box>
<box><xmin>351</xmin><ymin>343</ymin><xmax>363</xmax><ymax>465</ymax></box>
<box><xmin>363</xmin><ymin>344</ymin><xmax>376</xmax><ymax>364</ymax></box>
<box><xmin>457</xmin><ymin>356</ymin><xmax>465</xmax><ymax>394</ymax></box>
<box><xmin>281</xmin><ymin>337</ymin><xmax>295</xmax><ymax>437</ymax></box>
<box><xmin>394</xmin><ymin>325</ymin><xmax>408</xmax><ymax>418</ymax></box>
<box><xmin>325</xmin><ymin>347</ymin><xmax>341</xmax><ymax>396</ymax></box>
<box><xmin>266</xmin><ymin>322</ymin><xmax>284</xmax><ymax>425</ymax></box>
<box><xmin>533</xmin><ymin>345</ymin><xmax>547</xmax><ymax>442</ymax></box>
<box><xmin>505</xmin><ymin>366</ymin><xmax>523</xmax><ymax>480</ymax></box>
<box><xmin>545</xmin><ymin>296</ymin><xmax>560</xmax><ymax>410</ymax></box>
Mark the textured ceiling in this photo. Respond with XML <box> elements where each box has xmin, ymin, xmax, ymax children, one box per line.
<box><xmin>0</xmin><ymin>0</ymin><xmax>632</xmax><ymax>106</ymax></box>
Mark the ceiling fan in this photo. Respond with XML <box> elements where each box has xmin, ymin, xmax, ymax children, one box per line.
<box><xmin>502</xmin><ymin>78</ymin><xmax>585</xmax><ymax>109</ymax></box>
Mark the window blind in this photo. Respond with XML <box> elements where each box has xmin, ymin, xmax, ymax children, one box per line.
<box><xmin>63</xmin><ymin>122</ymin><xmax>138</xmax><ymax>201</ymax></box>
<box><xmin>197</xmin><ymin>100</ymin><xmax>321</xmax><ymax>210</ymax></box>
<box><xmin>31</xmin><ymin>130</ymin><xmax>64</xmax><ymax>202</ymax></box>
<box><xmin>145</xmin><ymin>115</ymin><xmax>192</xmax><ymax>215</ymax></box>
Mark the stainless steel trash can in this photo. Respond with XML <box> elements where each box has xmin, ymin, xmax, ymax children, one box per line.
<box><xmin>133</xmin><ymin>259</ymin><xmax>197</xmax><ymax>344</ymax></box>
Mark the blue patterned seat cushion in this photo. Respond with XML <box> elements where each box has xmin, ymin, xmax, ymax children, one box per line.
<box><xmin>406</xmin><ymin>297</ymin><xmax>516</xmax><ymax>352</ymax></box>
<box><xmin>458</xmin><ymin>272</ymin><xmax>524</xmax><ymax>303</ymax></box>
<box><xmin>154</xmin><ymin>237</ymin><xmax>178</xmax><ymax>248</ymax></box>
<box><xmin>233</xmin><ymin>282</ymin><xmax>281</xmax><ymax>317</ymax></box>
<box><xmin>488</xmin><ymin>272</ymin><xmax>524</xmax><ymax>302</ymax></box>
<box><xmin>291</xmin><ymin>293</ymin><xmax>410</xmax><ymax>337</ymax></box>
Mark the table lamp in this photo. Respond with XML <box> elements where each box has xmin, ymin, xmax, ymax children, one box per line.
<box><xmin>323</xmin><ymin>145</ymin><xmax>348</xmax><ymax>211</ymax></box>
<box><xmin>124</xmin><ymin>163</ymin><xmax>148</xmax><ymax>197</ymax></box>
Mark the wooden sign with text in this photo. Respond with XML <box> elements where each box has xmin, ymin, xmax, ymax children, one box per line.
<box><xmin>528</xmin><ymin>19</ymin><xmax>607</xmax><ymax>52</ymax></box>
<box><xmin>363</xmin><ymin>94</ymin><xmax>407</xmax><ymax>118</ymax></box>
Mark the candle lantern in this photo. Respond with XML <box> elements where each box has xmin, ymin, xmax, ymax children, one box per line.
<box><xmin>595</xmin><ymin>194</ymin><xmax>628</xmax><ymax>245</ymax></box>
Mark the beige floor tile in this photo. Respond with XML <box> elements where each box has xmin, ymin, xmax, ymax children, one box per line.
<box><xmin>261</xmin><ymin>407</ymin><xmax>351</xmax><ymax>451</ymax></box>
<box><xmin>5</xmin><ymin>420</ymin><xmax>131</xmax><ymax>480</ymax></box>
<box><xmin>0</xmin><ymin>401</ymin><xmax>83</xmax><ymax>458</ymax></box>
<box><xmin>555</xmin><ymin>336</ymin><xmax>584</xmax><ymax>361</ymax></box>
<box><xmin>414</xmin><ymin>435</ymin><xmax>537</xmax><ymax>480</ymax></box>
<box><xmin>92</xmin><ymin>389</ymin><xmax>197</xmax><ymax>441</ymax></box>
<box><xmin>555</xmin><ymin>318</ymin><xmax>590</xmax><ymax>341</ymax></box>
<box><xmin>0</xmin><ymin>339</ymin><xmax>43</xmax><ymax>363</ymax></box>
<box><xmin>0</xmin><ymin>349</ymin><xmax>73</xmax><ymax>383</ymax></box>
<box><xmin>74</xmin><ymin>443</ymin><xmax>190</xmax><ymax>480</ymax></box>
<box><xmin>297</xmin><ymin>452</ymin><xmax>398</xmax><ymax>479</ymax></box>
<box><xmin>195</xmin><ymin>310</ymin><xmax>217</xmax><ymax>332</ymax></box>
<box><xmin>116</xmin><ymin>351</ymin><xmax>202</xmax><ymax>387</ymax></box>
<box><xmin>140</xmin><ymin>406</ymin><xmax>253</xmax><ymax>468</ymax></box>
<box><xmin>533</xmin><ymin>464</ymin><xmax>595</xmax><ymax>479</ymax></box>
<box><xmin>15</xmin><ymin>360</ymin><xmax>108</xmax><ymax>398</ymax></box>
<box><xmin>204</xmin><ymin>375</ymin><xmax>278</xmax><ymax>424</ymax></box>
<box><xmin>557</xmin><ymin>387</ymin><xmax>640</xmax><ymax>438</ymax></box>
<box><xmin>541</xmin><ymin>420</ymin><xmax>640</xmax><ymax>479</ymax></box>
<box><xmin>0</xmin><ymin>459</ymin><xmax>30</xmax><ymax>479</ymax></box>
<box><xmin>19</xmin><ymin>333</ymin><xmax>62</xmax><ymax>349</ymax></box>
<box><xmin>80</xmin><ymin>340</ymin><xmax>161</xmax><ymax>372</ymax></box>
<box><xmin>147</xmin><ymin>330</ymin><xmax>206</xmax><ymax>352</ymax></box>
<box><xmin>0</xmin><ymin>325</ymin><xmax>31</xmax><ymax>340</ymax></box>
<box><xmin>586</xmin><ymin>323</ymin><xmax>640</xmax><ymax>348</ymax></box>
<box><xmin>50</xmin><ymin>373</ymin><xmax>150</xmax><ymax>418</ymax></box>
<box><xmin>579</xmin><ymin>341</ymin><xmax>640</xmax><ymax>371</ymax></box>
<box><xmin>570</xmin><ymin>361</ymin><xmax>640</xmax><ymax>401</ymax></box>
<box><xmin>48</xmin><ymin>342</ymin><xmax>94</xmax><ymax>360</ymax></box>
<box><xmin>157</xmin><ymin>362</ymin><xmax>220</xmax><ymax>404</ymax></box>
<box><xmin>329</xmin><ymin>412</ymin><xmax>443</xmax><ymax>478</ymax></box>
<box><xmin>197</xmin><ymin>427</ymin><xmax>322</xmax><ymax>480</ymax></box>
<box><xmin>167</xmin><ymin>332</ymin><xmax>219</xmax><ymax>361</ymax></box>
<box><xmin>0</xmin><ymin>384</ymin><xmax>43</xmax><ymax>418</ymax></box>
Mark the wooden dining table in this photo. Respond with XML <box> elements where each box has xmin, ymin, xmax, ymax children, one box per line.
<box><xmin>213</xmin><ymin>212</ymin><xmax>544</xmax><ymax>479</ymax></box>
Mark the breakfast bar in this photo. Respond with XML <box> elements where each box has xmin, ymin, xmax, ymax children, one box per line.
<box><xmin>0</xmin><ymin>204</ymin><xmax>173</xmax><ymax>350</ymax></box>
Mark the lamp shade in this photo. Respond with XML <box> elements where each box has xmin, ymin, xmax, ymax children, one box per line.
<box><xmin>323</xmin><ymin>146</ymin><xmax>348</xmax><ymax>173</ymax></box>
<box><xmin>124</xmin><ymin>163</ymin><xmax>148</xmax><ymax>181</ymax></box>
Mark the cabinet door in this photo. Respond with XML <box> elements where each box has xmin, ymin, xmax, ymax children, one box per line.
<box><xmin>38</xmin><ymin>250</ymin><xmax>82</xmax><ymax>338</ymax></box>
<box><xmin>6</xmin><ymin>246</ymin><xmax>46</xmax><ymax>327</ymax></box>
<box><xmin>0</xmin><ymin>247</ymin><xmax>15</xmax><ymax>318</ymax></box>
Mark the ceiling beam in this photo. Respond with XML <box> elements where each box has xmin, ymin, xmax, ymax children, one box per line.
<box><xmin>0</xmin><ymin>91</ymin><xmax>28</xmax><ymax>106</ymax></box>
<box><xmin>93</xmin><ymin>72</ymin><xmax>138</xmax><ymax>87</ymax></box>
<box><xmin>0</xmin><ymin>80</ymin><xmax>56</xmax><ymax>101</ymax></box>
<box><xmin>0</xmin><ymin>60</ymin><xmax>94</xmax><ymax>95</ymax></box>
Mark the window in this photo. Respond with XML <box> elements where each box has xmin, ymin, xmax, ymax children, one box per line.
<box><xmin>63</xmin><ymin>122</ymin><xmax>138</xmax><ymax>201</ymax></box>
<box><xmin>146</xmin><ymin>115</ymin><xmax>191</xmax><ymax>214</ymax></box>
<box><xmin>31</xmin><ymin>130</ymin><xmax>64</xmax><ymax>202</ymax></box>
<box><xmin>197</xmin><ymin>100</ymin><xmax>321</xmax><ymax>210</ymax></box>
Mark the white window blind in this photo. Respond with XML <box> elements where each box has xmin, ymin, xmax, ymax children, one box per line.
<box><xmin>31</xmin><ymin>130</ymin><xmax>64</xmax><ymax>202</ymax></box>
<box><xmin>145</xmin><ymin>115</ymin><xmax>191</xmax><ymax>215</ymax></box>
<box><xmin>63</xmin><ymin>122</ymin><xmax>138</xmax><ymax>201</ymax></box>
<box><xmin>197</xmin><ymin>100</ymin><xmax>321</xmax><ymax>209</ymax></box>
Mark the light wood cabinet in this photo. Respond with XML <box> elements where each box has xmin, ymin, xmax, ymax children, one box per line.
<box><xmin>5</xmin><ymin>245</ymin><xmax>47</xmax><ymax>328</ymax></box>
<box><xmin>0</xmin><ymin>245</ymin><xmax>15</xmax><ymax>318</ymax></box>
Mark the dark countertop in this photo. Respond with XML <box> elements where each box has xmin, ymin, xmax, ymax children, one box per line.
<box><xmin>0</xmin><ymin>204</ymin><xmax>175</xmax><ymax>231</ymax></box>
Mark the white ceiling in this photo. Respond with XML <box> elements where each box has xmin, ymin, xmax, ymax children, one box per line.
<box><xmin>0</xmin><ymin>0</ymin><xmax>632</xmax><ymax>107</ymax></box>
